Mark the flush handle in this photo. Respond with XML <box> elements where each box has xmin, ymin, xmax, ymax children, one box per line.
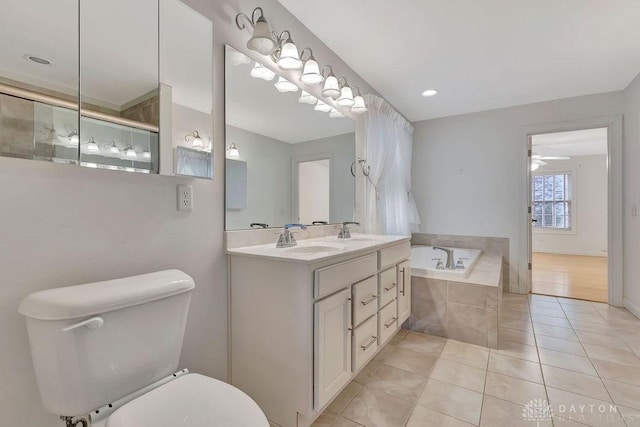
<box><xmin>62</xmin><ymin>316</ymin><xmax>104</xmax><ymax>332</ymax></box>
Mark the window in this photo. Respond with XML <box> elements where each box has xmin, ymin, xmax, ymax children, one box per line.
<box><xmin>532</xmin><ymin>173</ymin><xmax>571</xmax><ymax>229</ymax></box>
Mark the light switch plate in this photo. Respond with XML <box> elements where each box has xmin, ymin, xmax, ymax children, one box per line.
<box><xmin>177</xmin><ymin>185</ymin><xmax>193</xmax><ymax>211</ymax></box>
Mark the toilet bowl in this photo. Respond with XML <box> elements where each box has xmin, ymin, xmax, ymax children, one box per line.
<box><xmin>18</xmin><ymin>270</ymin><xmax>268</xmax><ymax>427</ymax></box>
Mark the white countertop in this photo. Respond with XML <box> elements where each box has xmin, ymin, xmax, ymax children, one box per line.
<box><xmin>226</xmin><ymin>233</ymin><xmax>410</xmax><ymax>263</ymax></box>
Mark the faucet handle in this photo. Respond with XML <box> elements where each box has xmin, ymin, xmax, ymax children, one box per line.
<box><xmin>342</xmin><ymin>221</ymin><xmax>360</xmax><ymax>226</ymax></box>
<box><xmin>276</xmin><ymin>233</ymin><xmax>288</xmax><ymax>248</ymax></box>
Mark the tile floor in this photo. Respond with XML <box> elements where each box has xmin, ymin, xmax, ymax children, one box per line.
<box><xmin>311</xmin><ymin>293</ymin><xmax>640</xmax><ymax>427</ymax></box>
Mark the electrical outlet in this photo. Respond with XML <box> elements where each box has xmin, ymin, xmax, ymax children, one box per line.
<box><xmin>177</xmin><ymin>185</ymin><xmax>193</xmax><ymax>212</ymax></box>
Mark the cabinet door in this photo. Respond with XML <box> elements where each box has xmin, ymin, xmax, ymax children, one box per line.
<box><xmin>314</xmin><ymin>289</ymin><xmax>352</xmax><ymax>409</ymax></box>
<box><xmin>398</xmin><ymin>261</ymin><xmax>411</xmax><ymax>324</ymax></box>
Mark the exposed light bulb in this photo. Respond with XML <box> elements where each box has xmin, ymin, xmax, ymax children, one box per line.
<box><xmin>142</xmin><ymin>148</ymin><xmax>151</xmax><ymax>159</ymax></box>
<box><xmin>250</xmin><ymin>62</ymin><xmax>276</xmax><ymax>81</ymax></box>
<box><xmin>125</xmin><ymin>146</ymin><xmax>137</xmax><ymax>158</ymax></box>
<box><xmin>68</xmin><ymin>130</ymin><xmax>79</xmax><ymax>144</ymax></box>
<box><xmin>274</xmin><ymin>76</ymin><xmax>298</xmax><ymax>93</ymax></box>
<box><xmin>329</xmin><ymin>108</ymin><xmax>345</xmax><ymax>119</ymax></box>
<box><xmin>109</xmin><ymin>142</ymin><xmax>120</xmax><ymax>154</ymax></box>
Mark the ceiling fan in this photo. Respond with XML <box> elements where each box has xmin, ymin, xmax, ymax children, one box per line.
<box><xmin>531</xmin><ymin>153</ymin><xmax>570</xmax><ymax>171</ymax></box>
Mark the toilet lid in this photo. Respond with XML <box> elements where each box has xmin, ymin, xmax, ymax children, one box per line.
<box><xmin>105</xmin><ymin>373</ymin><xmax>269</xmax><ymax>427</ymax></box>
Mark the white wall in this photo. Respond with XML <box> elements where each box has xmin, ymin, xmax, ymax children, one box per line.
<box><xmin>0</xmin><ymin>0</ymin><xmax>378</xmax><ymax>425</ymax></box>
<box><xmin>532</xmin><ymin>155</ymin><xmax>607</xmax><ymax>256</ymax></box>
<box><xmin>411</xmin><ymin>91</ymin><xmax>624</xmax><ymax>291</ymax></box>
<box><xmin>623</xmin><ymin>72</ymin><xmax>640</xmax><ymax>315</ymax></box>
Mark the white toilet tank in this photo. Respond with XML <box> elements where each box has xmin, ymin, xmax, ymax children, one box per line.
<box><xmin>18</xmin><ymin>270</ymin><xmax>195</xmax><ymax>418</ymax></box>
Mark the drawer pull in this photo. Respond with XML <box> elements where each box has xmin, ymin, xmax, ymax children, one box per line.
<box><xmin>385</xmin><ymin>317</ymin><xmax>398</xmax><ymax>329</ymax></box>
<box><xmin>361</xmin><ymin>335</ymin><xmax>378</xmax><ymax>351</ymax></box>
<box><xmin>361</xmin><ymin>294</ymin><xmax>378</xmax><ymax>306</ymax></box>
<box><xmin>384</xmin><ymin>283</ymin><xmax>397</xmax><ymax>292</ymax></box>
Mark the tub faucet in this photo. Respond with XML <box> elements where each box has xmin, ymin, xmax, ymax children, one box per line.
<box><xmin>276</xmin><ymin>224</ymin><xmax>306</xmax><ymax>248</ymax></box>
<box><xmin>433</xmin><ymin>246</ymin><xmax>455</xmax><ymax>270</ymax></box>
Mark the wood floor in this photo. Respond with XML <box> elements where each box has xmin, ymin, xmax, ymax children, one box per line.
<box><xmin>532</xmin><ymin>252</ymin><xmax>608</xmax><ymax>303</ymax></box>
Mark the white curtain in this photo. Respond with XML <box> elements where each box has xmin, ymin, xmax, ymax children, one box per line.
<box><xmin>363</xmin><ymin>94</ymin><xmax>420</xmax><ymax>236</ymax></box>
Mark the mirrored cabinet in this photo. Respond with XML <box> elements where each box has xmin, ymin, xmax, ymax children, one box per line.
<box><xmin>0</xmin><ymin>0</ymin><xmax>213</xmax><ymax>179</ymax></box>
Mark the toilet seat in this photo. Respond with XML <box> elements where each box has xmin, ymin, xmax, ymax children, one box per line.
<box><xmin>98</xmin><ymin>373</ymin><xmax>269</xmax><ymax>427</ymax></box>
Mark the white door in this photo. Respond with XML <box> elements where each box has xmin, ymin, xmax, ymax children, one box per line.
<box><xmin>314</xmin><ymin>288</ymin><xmax>352</xmax><ymax>409</ymax></box>
<box><xmin>297</xmin><ymin>159</ymin><xmax>330</xmax><ymax>224</ymax></box>
<box><xmin>398</xmin><ymin>261</ymin><xmax>411</xmax><ymax>324</ymax></box>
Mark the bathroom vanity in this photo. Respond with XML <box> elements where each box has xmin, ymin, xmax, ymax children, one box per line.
<box><xmin>228</xmin><ymin>234</ymin><xmax>410</xmax><ymax>427</ymax></box>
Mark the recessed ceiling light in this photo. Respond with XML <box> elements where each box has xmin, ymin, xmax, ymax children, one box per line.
<box><xmin>421</xmin><ymin>89</ymin><xmax>438</xmax><ymax>97</ymax></box>
<box><xmin>25</xmin><ymin>55</ymin><xmax>51</xmax><ymax>65</ymax></box>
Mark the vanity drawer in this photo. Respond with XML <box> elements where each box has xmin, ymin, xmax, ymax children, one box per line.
<box><xmin>379</xmin><ymin>267</ymin><xmax>398</xmax><ymax>308</ymax></box>
<box><xmin>352</xmin><ymin>314</ymin><xmax>378</xmax><ymax>372</ymax></box>
<box><xmin>314</xmin><ymin>253</ymin><xmax>377</xmax><ymax>299</ymax></box>
<box><xmin>352</xmin><ymin>276</ymin><xmax>378</xmax><ymax>327</ymax></box>
<box><xmin>379</xmin><ymin>242</ymin><xmax>410</xmax><ymax>269</ymax></box>
<box><xmin>378</xmin><ymin>300</ymin><xmax>399</xmax><ymax>345</ymax></box>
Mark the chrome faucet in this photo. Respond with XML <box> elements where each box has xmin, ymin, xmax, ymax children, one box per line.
<box><xmin>337</xmin><ymin>221</ymin><xmax>360</xmax><ymax>239</ymax></box>
<box><xmin>433</xmin><ymin>246</ymin><xmax>455</xmax><ymax>270</ymax></box>
<box><xmin>276</xmin><ymin>224</ymin><xmax>306</xmax><ymax>248</ymax></box>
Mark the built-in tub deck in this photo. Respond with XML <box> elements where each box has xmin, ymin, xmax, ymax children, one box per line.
<box><xmin>409</xmin><ymin>246</ymin><xmax>503</xmax><ymax>349</ymax></box>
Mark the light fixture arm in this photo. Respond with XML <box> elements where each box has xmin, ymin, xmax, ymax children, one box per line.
<box><xmin>300</xmin><ymin>47</ymin><xmax>314</xmax><ymax>62</ymax></box>
<box><xmin>185</xmin><ymin>130</ymin><xmax>201</xmax><ymax>144</ymax></box>
<box><xmin>351</xmin><ymin>85</ymin><xmax>362</xmax><ymax>96</ymax></box>
<box><xmin>322</xmin><ymin>65</ymin><xmax>335</xmax><ymax>78</ymax></box>
<box><xmin>235</xmin><ymin>7</ymin><xmax>265</xmax><ymax>31</ymax></box>
<box><xmin>338</xmin><ymin>76</ymin><xmax>350</xmax><ymax>88</ymax></box>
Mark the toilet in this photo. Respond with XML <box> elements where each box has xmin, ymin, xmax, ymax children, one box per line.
<box><xmin>18</xmin><ymin>270</ymin><xmax>268</xmax><ymax>427</ymax></box>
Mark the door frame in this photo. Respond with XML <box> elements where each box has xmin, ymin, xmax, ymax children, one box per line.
<box><xmin>518</xmin><ymin>115</ymin><xmax>623</xmax><ymax>306</ymax></box>
<box><xmin>291</xmin><ymin>152</ymin><xmax>333</xmax><ymax>223</ymax></box>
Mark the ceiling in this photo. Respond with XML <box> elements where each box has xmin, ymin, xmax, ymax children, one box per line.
<box><xmin>277</xmin><ymin>0</ymin><xmax>640</xmax><ymax>122</ymax></box>
<box><xmin>532</xmin><ymin>128</ymin><xmax>607</xmax><ymax>157</ymax></box>
<box><xmin>225</xmin><ymin>46</ymin><xmax>355</xmax><ymax>144</ymax></box>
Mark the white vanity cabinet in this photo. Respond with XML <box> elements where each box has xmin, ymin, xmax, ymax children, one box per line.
<box><xmin>228</xmin><ymin>237</ymin><xmax>410</xmax><ymax>427</ymax></box>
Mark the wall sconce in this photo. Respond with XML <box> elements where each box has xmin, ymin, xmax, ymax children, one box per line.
<box><xmin>185</xmin><ymin>130</ymin><xmax>204</xmax><ymax>149</ymax></box>
<box><xmin>67</xmin><ymin>130</ymin><xmax>79</xmax><ymax>144</ymax></box>
<box><xmin>86</xmin><ymin>137</ymin><xmax>99</xmax><ymax>152</ymax></box>
<box><xmin>274</xmin><ymin>76</ymin><xmax>298</xmax><ymax>93</ymax></box>
<box><xmin>299</xmin><ymin>48</ymin><xmax>323</xmax><ymax>85</ymax></box>
<box><xmin>104</xmin><ymin>141</ymin><xmax>120</xmax><ymax>154</ymax></box>
<box><xmin>321</xmin><ymin>65</ymin><xmax>340</xmax><ymax>99</ymax></box>
<box><xmin>314</xmin><ymin>99</ymin><xmax>332</xmax><ymax>113</ymax></box>
<box><xmin>273</xmin><ymin>30</ymin><xmax>302</xmax><ymax>70</ymax></box>
<box><xmin>124</xmin><ymin>146</ymin><xmax>137</xmax><ymax>158</ymax></box>
<box><xmin>337</xmin><ymin>77</ymin><xmax>355</xmax><ymax>107</ymax></box>
<box><xmin>351</xmin><ymin>86</ymin><xmax>368</xmax><ymax>114</ymax></box>
<box><xmin>226</xmin><ymin>143</ymin><xmax>240</xmax><ymax>159</ymax></box>
<box><xmin>142</xmin><ymin>148</ymin><xmax>151</xmax><ymax>159</ymax></box>
<box><xmin>298</xmin><ymin>90</ymin><xmax>317</xmax><ymax>105</ymax></box>
<box><xmin>235</xmin><ymin>7</ymin><xmax>276</xmax><ymax>55</ymax></box>
<box><xmin>329</xmin><ymin>108</ymin><xmax>345</xmax><ymax>119</ymax></box>
<box><xmin>250</xmin><ymin>62</ymin><xmax>276</xmax><ymax>81</ymax></box>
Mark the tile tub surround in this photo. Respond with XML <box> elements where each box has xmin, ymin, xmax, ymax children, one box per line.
<box><xmin>409</xmin><ymin>253</ymin><xmax>503</xmax><ymax>348</ymax></box>
<box><xmin>311</xmin><ymin>294</ymin><xmax>640</xmax><ymax>427</ymax></box>
<box><xmin>411</xmin><ymin>233</ymin><xmax>509</xmax><ymax>288</ymax></box>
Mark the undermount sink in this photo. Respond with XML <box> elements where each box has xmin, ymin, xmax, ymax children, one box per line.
<box><xmin>283</xmin><ymin>245</ymin><xmax>345</xmax><ymax>255</ymax></box>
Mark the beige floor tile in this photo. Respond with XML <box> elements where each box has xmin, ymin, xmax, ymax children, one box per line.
<box><xmin>416</xmin><ymin>378</ymin><xmax>483</xmax><ymax>425</ymax></box>
<box><xmin>484</xmin><ymin>371</ymin><xmax>546</xmax><ymax>406</ymax></box>
<box><xmin>488</xmin><ymin>352</ymin><xmax>543</xmax><ymax>384</ymax></box>
<box><xmin>530</xmin><ymin>294</ymin><xmax>560</xmax><ymax>303</ymax></box>
<box><xmin>311</xmin><ymin>411</ymin><xmax>338</xmax><ymax>427</ymax></box>
<box><xmin>328</xmin><ymin>382</ymin><xmax>363</xmax><ymax>414</ymax></box>
<box><xmin>354</xmin><ymin>361</ymin><xmax>382</xmax><ymax>385</ymax></box>
<box><xmin>439</xmin><ymin>339</ymin><xmax>489</xmax><ymax>369</ymax></box>
<box><xmin>364</xmin><ymin>364</ymin><xmax>427</xmax><ymax>403</ymax></box>
<box><xmin>616</xmin><ymin>405</ymin><xmax>640</xmax><ymax>427</ymax></box>
<box><xmin>406</xmin><ymin>406</ymin><xmax>474</xmax><ymax>427</ymax></box>
<box><xmin>582</xmin><ymin>343</ymin><xmax>640</xmax><ymax>368</ymax></box>
<box><xmin>382</xmin><ymin>347</ymin><xmax>439</xmax><ymax>376</ymax></box>
<box><xmin>332</xmin><ymin>416</ymin><xmax>364</xmax><ymax>427</ymax></box>
<box><xmin>538</xmin><ymin>348</ymin><xmax>597</xmax><ymax>376</ymax></box>
<box><xmin>502</xmin><ymin>302</ymin><xmax>530</xmax><ymax>313</ymax></box>
<box><xmin>562</xmin><ymin>304</ymin><xmax>600</xmax><ymax>316</ymax></box>
<box><xmin>531</xmin><ymin>313</ymin><xmax>573</xmax><ymax>328</ymax></box>
<box><xmin>530</xmin><ymin>306</ymin><xmax>566</xmax><ymax>318</ymax></box>
<box><xmin>564</xmin><ymin>311</ymin><xmax>608</xmax><ymax>325</ymax></box>
<box><xmin>501</xmin><ymin>308</ymin><xmax>531</xmax><ymax>321</ymax></box>
<box><xmin>541</xmin><ymin>364</ymin><xmax>611</xmax><ymax>401</ymax></box>
<box><xmin>533</xmin><ymin>323</ymin><xmax>579</xmax><ymax>341</ymax></box>
<box><xmin>591</xmin><ymin>358</ymin><xmax>640</xmax><ymax>388</ymax></box>
<box><xmin>569</xmin><ymin>320</ymin><xmax>616</xmax><ymax>335</ymax></box>
<box><xmin>480</xmin><ymin>395</ymin><xmax>552</xmax><ymax>427</ymax></box>
<box><xmin>429</xmin><ymin>358</ymin><xmax>487</xmax><ymax>392</ymax></box>
<box><xmin>499</xmin><ymin>327</ymin><xmax>536</xmax><ymax>346</ymax></box>
<box><xmin>535</xmin><ymin>334</ymin><xmax>587</xmax><ymax>356</ymax></box>
<box><xmin>342</xmin><ymin>386</ymin><xmax>414</xmax><ymax>427</ymax></box>
<box><xmin>602</xmin><ymin>379</ymin><xmax>640</xmax><ymax>411</ymax></box>
<box><xmin>500</xmin><ymin>318</ymin><xmax>533</xmax><ymax>332</ymax></box>
<box><xmin>397</xmin><ymin>332</ymin><xmax>446</xmax><ymax>355</ymax></box>
<box><xmin>575</xmin><ymin>330</ymin><xmax>630</xmax><ymax>351</ymax></box>
<box><xmin>495</xmin><ymin>339</ymin><xmax>539</xmax><ymax>362</ymax></box>
<box><xmin>546</xmin><ymin>387</ymin><xmax>626</xmax><ymax>427</ymax></box>
<box><xmin>372</xmin><ymin>344</ymin><xmax>397</xmax><ymax>363</ymax></box>
<box><xmin>557</xmin><ymin>297</ymin><xmax>595</xmax><ymax>307</ymax></box>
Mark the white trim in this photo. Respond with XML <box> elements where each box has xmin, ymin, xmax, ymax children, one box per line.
<box><xmin>533</xmin><ymin>250</ymin><xmax>607</xmax><ymax>257</ymax></box>
<box><xmin>519</xmin><ymin>115</ymin><xmax>623</xmax><ymax>306</ymax></box>
<box><xmin>624</xmin><ymin>298</ymin><xmax>640</xmax><ymax>320</ymax></box>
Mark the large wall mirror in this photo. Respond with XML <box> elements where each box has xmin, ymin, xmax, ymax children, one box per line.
<box><xmin>225</xmin><ymin>45</ymin><xmax>356</xmax><ymax>230</ymax></box>
<box><xmin>0</xmin><ymin>0</ymin><xmax>213</xmax><ymax>179</ymax></box>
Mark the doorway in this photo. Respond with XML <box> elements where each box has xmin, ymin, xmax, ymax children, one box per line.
<box><xmin>295</xmin><ymin>158</ymin><xmax>330</xmax><ymax>224</ymax></box>
<box><xmin>529</xmin><ymin>128</ymin><xmax>608</xmax><ymax>302</ymax></box>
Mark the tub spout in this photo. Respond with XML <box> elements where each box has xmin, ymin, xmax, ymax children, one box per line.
<box><xmin>433</xmin><ymin>246</ymin><xmax>456</xmax><ymax>270</ymax></box>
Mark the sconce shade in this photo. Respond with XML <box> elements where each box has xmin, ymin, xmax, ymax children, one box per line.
<box><xmin>277</xmin><ymin>39</ymin><xmax>302</xmax><ymax>70</ymax></box>
<box><xmin>68</xmin><ymin>130</ymin><xmax>79</xmax><ymax>144</ymax></box>
<box><xmin>300</xmin><ymin>58</ymin><xmax>323</xmax><ymax>85</ymax></box>
<box><xmin>125</xmin><ymin>146</ymin><xmax>137</xmax><ymax>158</ymax></box>
<box><xmin>274</xmin><ymin>76</ymin><xmax>299</xmax><ymax>93</ymax></box>
<box><xmin>337</xmin><ymin>85</ymin><xmax>355</xmax><ymax>107</ymax></box>
<box><xmin>142</xmin><ymin>148</ymin><xmax>151</xmax><ymax>159</ymax></box>
<box><xmin>86</xmin><ymin>137</ymin><xmax>99</xmax><ymax>152</ymax></box>
<box><xmin>247</xmin><ymin>16</ymin><xmax>275</xmax><ymax>55</ymax></box>
<box><xmin>314</xmin><ymin>99</ymin><xmax>332</xmax><ymax>113</ymax></box>
<box><xmin>227</xmin><ymin>143</ymin><xmax>240</xmax><ymax>159</ymax></box>
<box><xmin>109</xmin><ymin>142</ymin><xmax>120</xmax><ymax>154</ymax></box>
<box><xmin>329</xmin><ymin>108</ymin><xmax>345</xmax><ymax>118</ymax></box>
<box><xmin>298</xmin><ymin>90</ymin><xmax>317</xmax><ymax>104</ymax></box>
<box><xmin>186</xmin><ymin>130</ymin><xmax>204</xmax><ymax>148</ymax></box>
<box><xmin>322</xmin><ymin>75</ymin><xmax>340</xmax><ymax>99</ymax></box>
<box><xmin>250</xmin><ymin>62</ymin><xmax>276</xmax><ymax>81</ymax></box>
<box><xmin>351</xmin><ymin>95</ymin><xmax>368</xmax><ymax>114</ymax></box>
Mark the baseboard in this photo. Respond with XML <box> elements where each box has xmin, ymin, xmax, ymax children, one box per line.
<box><xmin>533</xmin><ymin>250</ymin><xmax>607</xmax><ymax>257</ymax></box>
<box><xmin>624</xmin><ymin>298</ymin><xmax>640</xmax><ymax>320</ymax></box>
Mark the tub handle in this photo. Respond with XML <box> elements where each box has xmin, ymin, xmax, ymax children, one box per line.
<box><xmin>62</xmin><ymin>316</ymin><xmax>104</xmax><ymax>332</ymax></box>
<box><xmin>361</xmin><ymin>294</ymin><xmax>378</xmax><ymax>306</ymax></box>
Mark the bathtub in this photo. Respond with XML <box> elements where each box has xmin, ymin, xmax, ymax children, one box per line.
<box><xmin>411</xmin><ymin>245</ymin><xmax>482</xmax><ymax>279</ymax></box>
